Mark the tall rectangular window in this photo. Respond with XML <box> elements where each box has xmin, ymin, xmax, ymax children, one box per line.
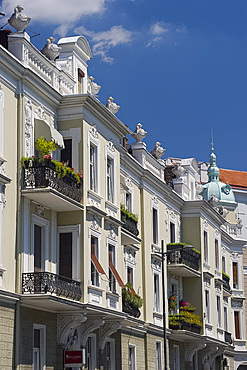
<box><xmin>91</xmin><ymin>236</ymin><xmax>99</xmax><ymax>286</ymax></box>
<box><xmin>33</xmin><ymin>325</ymin><xmax>45</xmax><ymax>370</ymax></box>
<box><xmin>90</xmin><ymin>145</ymin><xmax>97</xmax><ymax>192</ymax></box>
<box><xmin>224</xmin><ymin>307</ymin><xmax>228</xmax><ymax>331</ymax></box>
<box><xmin>129</xmin><ymin>345</ymin><xmax>136</xmax><ymax>370</ymax></box>
<box><xmin>86</xmin><ymin>335</ymin><xmax>96</xmax><ymax>370</ymax></box>
<box><xmin>215</xmin><ymin>239</ymin><xmax>219</xmax><ymax>270</ymax></box>
<box><xmin>233</xmin><ymin>262</ymin><xmax>238</xmax><ymax>289</ymax></box>
<box><xmin>153</xmin><ymin>208</ymin><xmax>158</xmax><ymax>244</ymax></box>
<box><xmin>234</xmin><ymin>311</ymin><xmax>241</xmax><ymax>339</ymax></box>
<box><xmin>204</xmin><ymin>231</ymin><xmax>208</xmax><ymax>262</ymax></box>
<box><xmin>127</xmin><ymin>266</ymin><xmax>133</xmax><ymax>286</ymax></box>
<box><xmin>106</xmin><ymin>341</ymin><xmax>115</xmax><ymax>370</ymax></box>
<box><xmin>217</xmin><ymin>296</ymin><xmax>221</xmax><ymax>327</ymax></box>
<box><xmin>34</xmin><ymin>225</ymin><xmax>42</xmax><ymax>273</ymax></box>
<box><xmin>107</xmin><ymin>157</ymin><xmax>114</xmax><ymax>203</ymax></box>
<box><xmin>205</xmin><ymin>290</ymin><xmax>210</xmax><ymax>323</ymax></box>
<box><xmin>61</xmin><ymin>138</ymin><xmax>72</xmax><ymax>168</ymax></box>
<box><xmin>125</xmin><ymin>192</ymin><xmax>132</xmax><ymax>212</ymax></box>
<box><xmin>156</xmin><ymin>341</ymin><xmax>162</xmax><ymax>370</ymax></box>
<box><xmin>173</xmin><ymin>345</ymin><xmax>180</xmax><ymax>370</ymax></box>
<box><xmin>154</xmin><ymin>274</ymin><xmax>160</xmax><ymax>312</ymax></box>
<box><xmin>109</xmin><ymin>245</ymin><xmax>116</xmax><ymax>293</ymax></box>
<box><xmin>222</xmin><ymin>256</ymin><xmax>226</xmax><ymax>273</ymax></box>
<box><xmin>59</xmin><ymin>233</ymin><xmax>72</xmax><ymax>279</ymax></box>
<box><xmin>170</xmin><ymin>222</ymin><xmax>175</xmax><ymax>243</ymax></box>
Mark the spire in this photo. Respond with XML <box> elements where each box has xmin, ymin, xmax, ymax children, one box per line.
<box><xmin>208</xmin><ymin>131</ymin><xmax>219</xmax><ymax>182</ymax></box>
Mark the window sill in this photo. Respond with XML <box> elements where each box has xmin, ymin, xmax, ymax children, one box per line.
<box><xmin>105</xmin><ymin>201</ymin><xmax>118</xmax><ymax>217</ymax></box>
<box><xmin>88</xmin><ymin>285</ymin><xmax>104</xmax><ymax>293</ymax></box>
<box><xmin>151</xmin><ymin>244</ymin><xmax>161</xmax><ymax>253</ymax></box>
<box><xmin>106</xmin><ymin>290</ymin><xmax>120</xmax><ymax>298</ymax></box>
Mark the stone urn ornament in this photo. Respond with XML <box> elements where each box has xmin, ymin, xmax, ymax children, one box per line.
<box><xmin>8</xmin><ymin>5</ymin><xmax>31</xmax><ymax>32</ymax></box>
<box><xmin>131</xmin><ymin>123</ymin><xmax>147</xmax><ymax>143</ymax></box>
<box><xmin>151</xmin><ymin>142</ymin><xmax>166</xmax><ymax>159</ymax></box>
<box><xmin>105</xmin><ymin>97</ymin><xmax>120</xmax><ymax>115</ymax></box>
<box><xmin>41</xmin><ymin>36</ymin><xmax>62</xmax><ymax>61</ymax></box>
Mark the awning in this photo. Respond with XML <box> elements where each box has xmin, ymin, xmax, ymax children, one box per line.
<box><xmin>35</xmin><ymin>119</ymin><xmax>64</xmax><ymax>149</ymax></box>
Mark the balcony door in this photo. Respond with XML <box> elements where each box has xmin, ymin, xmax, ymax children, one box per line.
<box><xmin>31</xmin><ymin>214</ymin><xmax>49</xmax><ymax>273</ymax></box>
<box><xmin>34</xmin><ymin>225</ymin><xmax>44</xmax><ymax>272</ymax></box>
<box><xmin>58</xmin><ymin>225</ymin><xmax>80</xmax><ymax>281</ymax></box>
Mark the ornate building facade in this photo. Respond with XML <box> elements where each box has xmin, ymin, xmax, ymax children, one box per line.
<box><xmin>0</xmin><ymin>5</ymin><xmax>247</xmax><ymax>370</ymax></box>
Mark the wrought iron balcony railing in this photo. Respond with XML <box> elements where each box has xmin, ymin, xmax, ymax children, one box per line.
<box><xmin>22</xmin><ymin>272</ymin><xmax>82</xmax><ymax>301</ymax></box>
<box><xmin>122</xmin><ymin>299</ymin><xmax>141</xmax><ymax>318</ymax></box>
<box><xmin>224</xmin><ymin>331</ymin><xmax>232</xmax><ymax>344</ymax></box>
<box><xmin>121</xmin><ymin>210</ymin><xmax>139</xmax><ymax>237</ymax></box>
<box><xmin>22</xmin><ymin>160</ymin><xmax>82</xmax><ymax>203</ymax></box>
<box><xmin>169</xmin><ymin>316</ymin><xmax>201</xmax><ymax>334</ymax></box>
<box><xmin>222</xmin><ymin>273</ymin><xmax>231</xmax><ymax>293</ymax></box>
<box><xmin>167</xmin><ymin>248</ymin><xmax>200</xmax><ymax>271</ymax></box>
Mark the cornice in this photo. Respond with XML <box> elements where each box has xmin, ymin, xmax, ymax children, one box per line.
<box><xmin>58</xmin><ymin>95</ymin><xmax>131</xmax><ymax>138</ymax></box>
<box><xmin>181</xmin><ymin>200</ymin><xmax>225</xmax><ymax>225</ymax></box>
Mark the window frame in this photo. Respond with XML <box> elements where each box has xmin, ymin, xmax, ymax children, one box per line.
<box><xmin>86</xmin><ymin>334</ymin><xmax>96</xmax><ymax>370</ymax></box>
<box><xmin>57</xmin><ymin>225</ymin><xmax>81</xmax><ymax>281</ymax></box>
<box><xmin>128</xmin><ymin>344</ymin><xmax>136</xmax><ymax>370</ymax></box>
<box><xmin>60</xmin><ymin>128</ymin><xmax>81</xmax><ymax>172</ymax></box>
<box><xmin>33</xmin><ymin>324</ymin><xmax>46</xmax><ymax>370</ymax></box>
<box><xmin>173</xmin><ymin>344</ymin><xmax>180</xmax><ymax>370</ymax></box>
<box><xmin>88</xmin><ymin>127</ymin><xmax>101</xmax><ymax>195</ymax></box>
<box><xmin>31</xmin><ymin>214</ymin><xmax>50</xmax><ymax>273</ymax></box>
<box><xmin>156</xmin><ymin>341</ymin><xmax>162</xmax><ymax>370</ymax></box>
<box><xmin>215</xmin><ymin>238</ymin><xmax>219</xmax><ymax>270</ymax></box>
<box><xmin>105</xmin><ymin>142</ymin><xmax>117</xmax><ymax>205</ymax></box>
<box><xmin>205</xmin><ymin>289</ymin><xmax>211</xmax><ymax>324</ymax></box>
<box><xmin>89</xmin><ymin>229</ymin><xmax>105</xmax><ymax>288</ymax></box>
<box><xmin>153</xmin><ymin>273</ymin><xmax>161</xmax><ymax>313</ymax></box>
<box><xmin>124</xmin><ymin>247</ymin><xmax>136</xmax><ymax>289</ymax></box>
<box><xmin>203</xmin><ymin>230</ymin><xmax>208</xmax><ymax>263</ymax></box>
<box><xmin>216</xmin><ymin>294</ymin><xmax>221</xmax><ymax>328</ymax></box>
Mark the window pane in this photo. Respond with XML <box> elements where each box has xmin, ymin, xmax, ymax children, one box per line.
<box><xmin>234</xmin><ymin>311</ymin><xmax>240</xmax><ymax>339</ymax></box>
<box><xmin>59</xmin><ymin>233</ymin><xmax>72</xmax><ymax>278</ymax></box>
<box><xmin>170</xmin><ymin>222</ymin><xmax>175</xmax><ymax>243</ymax></box>
<box><xmin>61</xmin><ymin>139</ymin><xmax>72</xmax><ymax>168</ymax></box>
<box><xmin>153</xmin><ymin>209</ymin><xmax>158</xmax><ymax>244</ymax></box>
<box><xmin>34</xmin><ymin>225</ymin><xmax>42</xmax><ymax>272</ymax></box>
<box><xmin>204</xmin><ymin>231</ymin><xmax>208</xmax><ymax>262</ymax></box>
<box><xmin>107</xmin><ymin>158</ymin><xmax>114</xmax><ymax>202</ymax></box>
<box><xmin>90</xmin><ymin>145</ymin><xmax>97</xmax><ymax>192</ymax></box>
<box><xmin>233</xmin><ymin>262</ymin><xmax>238</xmax><ymax>288</ymax></box>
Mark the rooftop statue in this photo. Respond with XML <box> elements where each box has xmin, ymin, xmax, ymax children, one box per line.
<box><xmin>131</xmin><ymin>123</ymin><xmax>147</xmax><ymax>143</ymax></box>
<box><xmin>151</xmin><ymin>142</ymin><xmax>166</xmax><ymax>159</ymax></box>
<box><xmin>8</xmin><ymin>5</ymin><xmax>31</xmax><ymax>32</ymax></box>
<box><xmin>41</xmin><ymin>37</ymin><xmax>62</xmax><ymax>61</ymax></box>
<box><xmin>87</xmin><ymin>76</ymin><xmax>101</xmax><ymax>96</ymax></box>
<box><xmin>105</xmin><ymin>96</ymin><xmax>120</xmax><ymax>115</ymax></box>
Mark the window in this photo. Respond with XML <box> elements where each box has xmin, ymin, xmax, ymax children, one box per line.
<box><xmin>204</xmin><ymin>231</ymin><xmax>208</xmax><ymax>262</ymax></box>
<box><xmin>170</xmin><ymin>222</ymin><xmax>175</xmax><ymax>243</ymax></box>
<box><xmin>105</xmin><ymin>340</ymin><xmax>115</xmax><ymax>370</ymax></box>
<box><xmin>108</xmin><ymin>243</ymin><xmax>124</xmax><ymax>292</ymax></box>
<box><xmin>224</xmin><ymin>307</ymin><xmax>228</xmax><ymax>331</ymax></box>
<box><xmin>125</xmin><ymin>192</ymin><xmax>132</xmax><ymax>212</ymax></box>
<box><xmin>61</xmin><ymin>138</ymin><xmax>72</xmax><ymax>168</ymax></box>
<box><xmin>153</xmin><ymin>208</ymin><xmax>158</xmax><ymax>244</ymax></box>
<box><xmin>154</xmin><ymin>274</ymin><xmax>160</xmax><ymax>312</ymax></box>
<box><xmin>156</xmin><ymin>341</ymin><xmax>162</xmax><ymax>370</ymax></box>
<box><xmin>215</xmin><ymin>239</ymin><xmax>219</xmax><ymax>270</ymax></box>
<box><xmin>234</xmin><ymin>311</ymin><xmax>241</xmax><ymax>339</ymax></box>
<box><xmin>58</xmin><ymin>225</ymin><xmax>80</xmax><ymax>281</ymax></box>
<box><xmin>128</xmin><ymin>345</ymin><xmax>136</xmax><ymax>370</ymax></box>
<box><xmin>33</xmin><ymin>325</ymin><xmax>46</xmax><ymax>370</ymax></box>
<box><xmin>86</xmin><ymin>335</ymin><xmax>96</xmax><ymax>370</ymax></box>
<box><xmin>107</xmin><ymin>157</ymin><xmax>114</xmax><ymax>202</ymax></box>
<box><xmin>192</xmin><ymin>352</ymin><xmax>198</xmax><ymax>370</ymax></box>
<box><xmin>90</xmin><ymin>144</ymin><xmax>97</xmax><ymax>192</ymax></box>
<box><xmin>222</xmin><ymin>256</ymin><xmax>226</xmax><ymax>273</ymax></box>
<box><xmin>127</xmin><ymin>266</ymin><xmax>134</xmax><ymax>286</ymax></box>
<box><xmin>34</xmin><ymin>225</ymin><xmax>43</xmax><ymax>273</ymax></box>
<box><xmin>59</xmin><ymin>232</ymin><xmax>72</xmax><ymax>278</ymax></box>
<box><xmin>109</xmin><ymin>245</ymin><xmax>116</xmax><ymax>292</ymax></box>
<box><xmin>173</xmin><ymin>345</ymin><xmax>180</xmax><ymax>370</ymax></box>
<box><xmin>78</xmin><ymin>68</ymin><xmax>85</xmax><ymax>93</ymax></box>
<box><xmin>91</xmin><ymin>236</ymin><xmax>105</xmax><ymax>286</ymax></box>
<box><xmin>233</xmin><ymin>262</ymin><xmax>238</xmax><ymax>289</ymax></box>
<box><xmin>217</xmin><ymin>296</ymin><xmax>221</xmax><ymax>327</ymax></box>
<box><xmin>205</xmin><ymin>290</ymin><xmax>210</xmax><ymax>324</ymax></box>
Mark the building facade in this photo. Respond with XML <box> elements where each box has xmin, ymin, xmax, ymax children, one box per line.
<box><xmin>0</xmin><ymin>5</ymin><xmax>247</xmax><ymax>369</ymax></box>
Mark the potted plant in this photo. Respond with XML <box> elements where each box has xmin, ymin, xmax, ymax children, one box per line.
<box><xmin>122</xmin><ymin>283</ymin><xmax>143</xmax><ymax>318</ymax></box>
<box><xmin>168</xmin><ymin>295</ymin><xmax>177</xmax><ymax>312</ymax></box>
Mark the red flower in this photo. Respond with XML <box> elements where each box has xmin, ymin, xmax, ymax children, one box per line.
<box><xmin>71</xmin><ymin>167</ymin><xmax>74</xmax><ymax>171</ymax></box>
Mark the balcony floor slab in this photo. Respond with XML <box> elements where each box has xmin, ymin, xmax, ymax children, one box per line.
<box><xmin>22</xmin><ymin>188</ymin><xmax>84</xmax><ymax>212</ymax></box>
<box><xmin>167</xmin><ymin>264</ymin><xmax>201</xmax><ymax>277</ymax></box>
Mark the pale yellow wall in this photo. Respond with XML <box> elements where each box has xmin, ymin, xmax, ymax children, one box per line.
<box><xmin>1</xmin><ymin>85</ymin><xmax>18</xmax><ymax>292</ymax></box>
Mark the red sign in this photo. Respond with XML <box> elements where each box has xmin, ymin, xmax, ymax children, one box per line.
<box><xmin>64</xmin><ymin>350</ymin><xmax>83</xmax><ymax>367</ymax></box>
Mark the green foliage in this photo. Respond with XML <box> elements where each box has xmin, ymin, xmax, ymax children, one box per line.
<box><xmin>121</xmin><ymin>204</ymin><xmax>138</xmax><ymax>223</ymax></box>
<box><xmin>168</xmin><ymin>295</ymin><xmax>177</xmax><ymax>310</ymax></box>
<box><xmin>122</xmin><ymin>283</ymin><xmax>143</xmax><ymax>309</ymax></box>
<box><xmin>168</xmin><ymin>312</ymin><xmax>202</xmax><ymax>327</ymax></box>
<box><xmin>36</xmin><ymin>136</ymin><xmax>56</xmax><ymax>157</ymax></box>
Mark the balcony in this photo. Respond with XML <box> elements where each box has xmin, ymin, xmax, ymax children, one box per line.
<box><xmin>22</xmin><ymin>160</ymin><xmax>83</xmax><ymax>211</ymax></box>
<box><xmin>121</xmin><ymin>207</ymin><xmax>141</xmax><ymax>245</ymax></box>
<box><xmin>122</xmin><ymin>300</ymin><xmax>141</xmax><ymax>318</ymax></box>
<box><xmin>222</xmin><ymin>272</ymin><xmax>231</xmax><ymax>295</ymax></box>
<box><xmin>225</xmin><ymin>331</ymin><xmax>232</xmax><ymax>344</ymax></box>
<box><xmin>169</xmin><ymin>315</ymin><xmax>201</xmax><ymax>334</ymax></box>
<box><xmin>167</xmin><ymin>246</ymin><xmax>201</xmax><ymax>277</ymax></box>
<box><xmin>22</xmin><ymin>272</ymin><xmax>82</xmax><ymax>301</ymax></box>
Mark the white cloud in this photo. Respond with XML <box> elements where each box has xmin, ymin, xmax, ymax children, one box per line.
<box><xmin>1</xmin><ymin>0</ymin><xmax>105</xmax><ymax>26</ymax></box>
<box><xmin>75</xmin><ymin>25</ymin><xmax>133</xmax><ymax>63</ymax></box>
<box><xmin>147</xmin><ymin>21</ymin><xmax>187</xmax><ymax>47</ymax></box>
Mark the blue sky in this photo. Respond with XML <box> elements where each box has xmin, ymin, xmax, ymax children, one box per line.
<box><xmin>1</xmin><ymin>0</ymin><xmax>247</xmax><ymax>171</ymax></box>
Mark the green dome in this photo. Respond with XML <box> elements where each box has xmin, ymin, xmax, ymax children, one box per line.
<box><xmin>201</xmin><ymin>142</ymin><xmax>237</xmax><ymax>211</ymax></box>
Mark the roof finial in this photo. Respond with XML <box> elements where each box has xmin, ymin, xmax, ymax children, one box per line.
<box><xmin>211</xmin><ymin>129</ymin><xmax>214</xmax><ymax>153</ymax></box>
